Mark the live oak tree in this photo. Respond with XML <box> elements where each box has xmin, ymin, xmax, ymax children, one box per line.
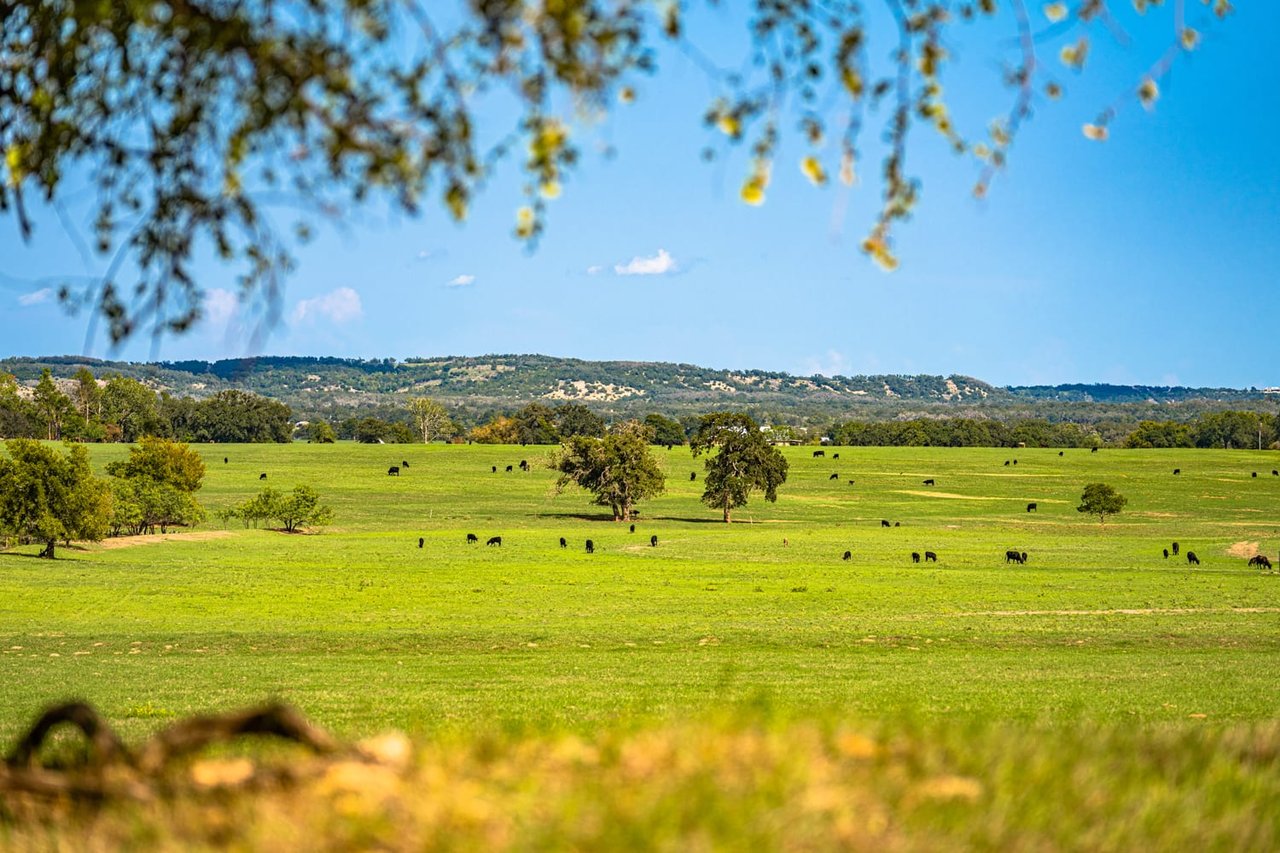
<box><xmin>1</xmin><ymin>1</ymin><xmax>1232</xmax><ymax>343</ymax></box>
<box><xmin>691</xmin><ymin>412</ymin><xmax>789</xmax><ymax>523</ymax></box>
<box><xmin>226</xmin><ymin>485</ymin><xmax>334</xmax><ymax>533</ymax></box>
<box><xmin>1077</xmin><ymin>482</ymin><xmax>1128</xmax><ymax>524</ymax></box>
<box><xmin>406</xmin><ymin>397</ymin><xmax>453</xmax><ymax>444</ymax></box>
<box><xmin>105</xmin><ymin>437</ymin><xmax>207</xmax><ymax>535</ymax></box>
<box><xmin>551</xmin><ymin>421</ymin><xmax>666</xmax><ymax>522</ymax></box>
<box><xmin>0</xmin><ymin>439</ymin><xmax>111</xmax><ymax>558</ymax></box>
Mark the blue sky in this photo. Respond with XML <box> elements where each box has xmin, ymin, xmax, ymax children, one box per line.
<box><xmin>2</xmin><ymin>3</ymin><xmax>1277</xmax><ymax>387</ymax></box>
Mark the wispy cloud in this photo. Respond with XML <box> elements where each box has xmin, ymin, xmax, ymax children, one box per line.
<box><xmin>614</xmin><ymin>248</ymin><xmax>677</xmax><ymax>276</ymax></box>
<box><xmin>291</xmin><ymin>287</ymin><xmax>363</xmax><ymax>325</ymax></box>
<box><xmin>801</xmin><ymin>349</ymin><xmax>852</xmax><ymax>378</ymax></box>
<box><xmin>586</xmin><ymin>265</ymin><xmax>604</xmax><ymax>276</ymax></box>
<box><xmin>18</xmin><ymin>287</ymin><xmax>54</xmax><ymax>307</ymax></box>
<box><xmin>446</xmin><ymin>274</ymin><xmax>476</xmax><ymax>288</ymax></box>
<box><xmin>202</xmin><ymin>288</ymin><xmax>239</xmax><ymax>327</ymax></box>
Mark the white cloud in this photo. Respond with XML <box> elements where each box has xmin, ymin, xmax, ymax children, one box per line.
<box><xmin>446</xmin><ymin>274</ymin><xmax>476</xmax><ymax>288</ymax></box>
<box><xmin>586</xmin><ymin>265</ymin><xmax>604</xmax><ymax>276</ymax></box>
<box><xmin>614</xmin><ymin>248</ymin><xmax>677</xmax><ymax>276</ymax></box>
<box><xmin>18</xmin><ymin>287</ymin><xmax>54</xmax><ymax>307</ymax></box>
<box><xmin>291</xmin><ymin>287</ymin><xmax>363</xmax><ymax>325</ymax></box>
<box><xmin>202</xmin><ymin>288</ymin><xmax>239</xmax><ymax>327</ymax></box>
<box><xmin>802</xmin><ymin>349</ymin><xmax>852</xmax><ymax>378</ymax></box>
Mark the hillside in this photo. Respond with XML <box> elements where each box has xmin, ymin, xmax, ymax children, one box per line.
<box><xmin>1</xmin><ymin>354</ymin><xmax>1272</xmax><ymax>425</ymax></box>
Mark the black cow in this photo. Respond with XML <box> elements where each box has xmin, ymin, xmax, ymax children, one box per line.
<box><xmin>1091</xmin><ymin>446</ymin><xmax>1098</xmax><ymax>453</ymax></box>
<box><xmin>922</xmin><ymin>479</ymin><xmax>935</xmax><ymax>486</ymax></box>
<box><xmin>894</xmin><ymin>522</ymin><xmax>900</xmax><ymax>527</ymax></box>
<box><xmin>1004</xmin><ymin>550</ymin><xmax>1025</xmax><ymax>564</ymax></box>
<box><xmin>492</xmin><ymin>466</ymin><xmax>497</xmax><ymax>473</ymax></box>
<box><xmin>690</xmin><ymin>472</ymin><xmax>696</xmax><ymax>481</ymax></box>
<box><xmin>1173</xmin><ymin>469</ymin><xmax>1180</xmax><ymax>475</ymax></box>
<box><xmin>466</xmin><ymin>533</ymin><xmax>478</xmax><ymax>544</ymax></box>
<box><xmin>418</xmin><ymin>537</ymin><xmax>424</xmax><ymax>548</ymax></box>
<box><xmin>402</xmin><ymin>461</ymin><xmax>410</xmax><ymax>468</ymax></box>
<box><xmin>911</xmin><ymin>552</ymin><xmax>920</xmax><ymax>564</ymax></box>
<box><xmin>224</xmin><ymin>457</ymin><xmax>228</xmax><ymax>464</ymax></box>
<box><xmin>1163</xmin><ymin>548</ymin><xmax>1169</xmax><ymax>559</ymax></box>
<box><xmin>829</xmin><ymin>473</ymin><xmax>839</xmax><ymax>480</ymax></box>
<box><xmin>486</xmin><ymin>536</ymin><xmax>502</xmax><ymax>547</ymax></box>
<box><xmin>1022</xmin><ymin>551</ymin><xmax>1028</xmax><ymax>564</ymax></box>
<box><xmin>559</xmin><ymin>537</ymin><xmax>567</xmax><ymax>548</ymax></box>
<box><xmin>1026</xmin><ymin>502</ymin><xmax>1037</xmax><ymax>513</ymax></box>
<box><xmin>848</xmin><ymin>480</ymin><xmax>856</xmax><ymax>485</ymax></box>
<box><xmin>1004</xmin><ymin>460</ymin><xmax>1010</xmax><ymax>466</ymax></box>
<box><xmin>1252</xmin><ymin>472</ymin><xmax>1258</xmax><ymax>478</ymax></box>
<box><xmin>388</xmin><ymin>466</ymin><xmax>400</xmax><ymax>476</ymax></box>
<box><xmin>1058</xmin><ymin>451</ymin><xmax>1064</xmax><ymax>457</ymax></box>
<box><xmin>833</xmin><ymin>453</ymin><xmax>840</xmax><ymax>459</ymax></box>
<box><xmin>1248</xmin><ymin>555</ymin><xmax>1272</xmax><ymax>569</ymax></box>
<box><xmin>1186</xmin><ymin>551</ymin><xmax>1200</xmax><ymax>565</ymax></box>
<box><xmin>1012</xmin><ymin>460</ymin><xmax>1018</xmax><ymax>466</ymax></box>
<box><xmin>629</xmin><ymin>524</ymin><xmax>635</xmax><ymax>533</ymax></box>
<box><xmin>813</xmin><ymin>450</ymin><xmax>825</xmax><ymax>458</ymax></box>
<box><xmin>842</xmin><ymin>550</ymin><xmax>851</xmax><ymax>561</ymax></box>
<box><xmin>259</xmin><ymin>473</ymin><xmax>267</xmax><ymax>480</ymax></box>
<box><xmin>519</xmin><ymin>460</ymin><xmax>529</xmax><ymax>471</ymax></box>
<box><xmin>505</xmin><ymin>465</ymin><xmax>513</xmax><ymax>472</ymax></box>
<box><xmin>585</xmin><ymin>539</ymin><xmax>594</xmax><ymax>554</ymax></box>
<box><xmin>650</xmin><ymin>535</ymin><xmax>658</xmax><ymax>547</ymax></box>
<box><xmin>1273</xmin><ymin>470</ymin><xmax>1279</xmax><ymax>476</ymax></box>
<box><xmin>881</xmin><ymin>520</ymin><xmax>891</xmax><ymax>528</ymax></box>
<box><xmin>924</xmin><ymin>551</ymin><xmax>937</xmax><ymax>563</ymax></box>
<box><xmin>1172</xmin><ymin>542</ymin><xmax>1179</xmax><ymax>555</ymax></box>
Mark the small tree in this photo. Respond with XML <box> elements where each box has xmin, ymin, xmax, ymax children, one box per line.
<box><xmin>551</xmin><ymin>421</ymin><xmax>665</xmax><ymax>521</ymax></box>
<box><xmin>691</xmin><ymin>412</ymin><xmax>789</xmax><ymax>523</ymax></box>
<box><xmin>0</xmin><ymin>439</ymin><xmax>111</xmax><ymax>557</ymax></box>
<box><xmin>228</xmin><ymin>485</ymin><xmax>333</xmax><ymax>532</ymax></box>
<box><xmin>306</xmin><ymin>421</ymin><xmax>337</xmax><ymax>443</ymax></box>
<box><xmin>1077</xmin><ymin>483</ymin><xmax>1128</xmax><ymax>525</ymax></box>
<box><xmin>407</xmin><ymin>397</ymin><xmax>453</xmax><ymax>443</ymax></box>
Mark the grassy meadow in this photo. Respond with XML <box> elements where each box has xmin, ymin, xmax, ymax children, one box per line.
<box><xmin>2</xmin><ymin>442</ymin><xmax>1279</xmax><ymax>847</ymax></box>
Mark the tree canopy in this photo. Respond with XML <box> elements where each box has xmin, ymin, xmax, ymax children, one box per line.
<box><xmin>690</xmin><ymin>412</ymin><xmax>789</xmax><ymax>523</ymax></box>
<box><xmin>1077</xmin><ymin>482</ymin><xmax>1128</xmax><ymax>524</ymax></box>
<box><xmin>1</xmin><ymin>1</ymin><xmax>1233</xmax><ymax>344</ymax></box>
<box><xmin>0</xmin><ymin>439</ymin><xmax>111</xmax><ymax>557</ymax></box>
<box><xmin>551</xmin><ymin>420</ymin><xmax>666</xmax><ymax>521</ymax></box>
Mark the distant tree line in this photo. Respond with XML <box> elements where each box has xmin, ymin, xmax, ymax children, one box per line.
<box><xmin>0</xmin><ymin>369</ymin><xmax>292</xmax><ymax>443</ymax></box>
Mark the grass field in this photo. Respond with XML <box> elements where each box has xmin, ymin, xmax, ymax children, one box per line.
<box><xmin>2</xmin><ymin>443</ymin><xmax>1278</xmax><ymax>847</ymax></box>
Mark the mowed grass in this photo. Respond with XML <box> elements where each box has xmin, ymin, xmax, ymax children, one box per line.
<box><xmin>1</xmin><ymin>443</ymin><xmax>1279</xmax><ymax>742</ymax></box>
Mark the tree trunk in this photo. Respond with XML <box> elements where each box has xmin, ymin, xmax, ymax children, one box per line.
<box><xmin>723</xmin><ymin>504</ymin><xmax>732</xmax><ymax>523</ymax></box>
<box><xmin>40</xmin><ymin>540</ymin><xmax>55</xmax><ymax>559</ymax></box>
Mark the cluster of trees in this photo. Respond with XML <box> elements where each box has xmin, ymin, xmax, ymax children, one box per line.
<box><xmin>552</xmin><ymin>412</ymin><xmax>787</xmax><ymax>524</ymax></box>
<box><xmin>0</xmin><ymin>438</ymin><xmax>207</xmax><ymax>557</ymax></box>
<box><xmin>221</xmin><ymin>486</ymin><xmax>334</xmax><ymax>533</ymax></box>
<box><xmin>1125</xmin><ymin>412</ymin><xmax>1279</xmax><ymax>450</ymax></box>
<box><xmin>0</xmin><ymin>370</ymin><xmax>293</xmax><ymax>444</ymax></box>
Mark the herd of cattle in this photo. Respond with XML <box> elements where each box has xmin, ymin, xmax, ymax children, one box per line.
<box><xmin>372</xmin><ymin>452</ymin><xmax>1278</xmax><ymax>572</ymax></box>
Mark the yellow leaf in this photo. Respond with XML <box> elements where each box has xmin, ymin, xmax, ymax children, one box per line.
<box><xmin>800</xmin><ymin>156</ymin><xmax>827</xmax><ymax>187</ymax></box>
<box><xmin>1082</xmin><ymin>123</ymin><xmax>1108</xmax><ymax>141</ymax></box>
<box><xmin>740</xmin><ymin>177</ymin><xmax>766</xmax><ymax>206</ymax></box>
<box><xmin>1043</xmin><ymin>2</ymin><xmax>1069</xmax><ymax>23</ymax></box>
<box><xmin>717</xmin><ymin>114</ymin><xmax>741</xmax><ymax>138</ymax></box>
<box><xmin>1138</xmin><ymin>78</ymin><xmax>1159</xmax><ymax>111</ymax></box>
<box><xmin>1180</xmin><ymin>27</ymin><xmax>1200</xmax><ymax>50</ymax></box>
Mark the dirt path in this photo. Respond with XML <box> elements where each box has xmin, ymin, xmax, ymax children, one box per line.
<box><xmin>93</xmin><ymin>530</ymin><xmax>236</xmax><ymax>550</ymax></box>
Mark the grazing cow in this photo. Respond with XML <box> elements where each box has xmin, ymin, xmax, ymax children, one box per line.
<box><xmin>1163</xmin><ymin>549</ymin><xmax>1169</xmax><ymax>559</ymax></box>
<box><xmin>1173</xmin><ymin>469</ymin><xmax>1180</xmax><ymax>475</ymax></box>
<box><xmin>1186</xmin><ymin>551</ymin><xmax>1200</xmax><ymax>566</ymax></box>
<box><xmin>848</xmin><ymin>480</ymin><xmax>856</xmax><ymax>485</ymax></box>
<box><xmin>259</xmin><ymin>473</ymin><xmax>267</xmax><ymax>480</ymax></box>
<box><xmin>1248</xmin><ymin>555</ymin><xmax>1272</xmax><ymax>570</ymax></box>
<box><xmin>842</xmin><ymin>550</ymin><xmax>852</xmax><ymax>561</ymax></box>
<box><xmin>833</xmin><ymin>453</ymin><xmax>840</xmax><ymax>459</ymax></box>
<box><xmin>1091</xmin><ymin>447</ymin><xmax>1098</xmax><ymax>453</ymax></box>
<box><xmin>912</xmin><ymin>552</ymin><xmax>921</xmax><ymax>564</ymax></box>
<box><xmin>388</xmin><ymin>466</ymin><xmax>400</xmax><ymax>476</ymax></box>
<box><xmin>1252</xmin><ymin>472</ymin><xmax>1258</xmax><ymax>478</ymax></box>
<box><xmin>466</xmin><ymin>533</ymin><xmax>478</xmax><ymax>544</ymax></box>
<box><xmin>881</xmin><ymin>520</ymin><xmax>891</xmax><ymax>528</ymax></box>
<box><xmin>690</xmin><ymin>472</ymin><xmax>697</xmax><ymax>481</ymax></box>
<box><xmin>629</xmin><ymin>524</ymin><xmax>635</xmax><ymax>533</ymax></box>
<box><xmin>1004</xmin><ymin>550</ymin><xmax>1025</xmax><ymax>564</ymax></box>
<box><xmin>402</xmin><ymin>461</ymin><xmax>410</xmax><ymax>468</ymax></box>
<box><xmin>650</xmin><ymin>535</ymin><xmax>658</xmax><ymax>547</ymax></box>
<box><xmin>559</xmin><ymin>537</ymin><xmax>567</xmax><ymax>548</ymax></box>
<box><xmin>585</xmin><ymin>540</ymin><xmax>594</xmax><ymax>554</ymax></box>
<box><xmin>829</xmin><ymin>473</ymin><xmax>839</xmax><ymax>480</ymax></box>
<box><xmin>1172</xmin><ymin>542</ymin><xmax>1179</xmax><ymax>555</ymax></box>
<box><xmin>1058</xmin><ymin>451</ymin><xmax>1064</xmax><ymax>457</ymax></box>
<box><xmin>505</xmin><ymin>465</ymin><xmax>513</xmax><ymax>472</ymax></box>
<box><xmin>1022</xmin><ymin>552</ymin><xmax>1028</xmax><ymax>564</ymax></box>
<box><xmin>492</xmin><ymin>466</ymin><xmax>497</xmax><ymax>473</ymax></box>
<box><xmin>486</xmin><ymin>536</ymin><xmax>502</xmax><ymax>547</ymax></box>
<box><xmin>418</xmin><ymin>537</ymin><xmax>424</xmax><ymax>549</ymax></box>
<box><xmin>922</xmin><ymin>479</ymin><xmax>935</xmax><ymax>486</ymax></box>
<box><xmin>894</xmin><ymin>522</ymin><xmax>900</xmax><ymax>527</ymax></box>
<box><xmin>1026</xmin><ymin>502</ymin><xmax>1037</xmax><ymax>513</ymax></box>
<box><xmin>813</xmin><ymin>450</ymin><xmax>825</xmax><ymax>458</ymax></box>
<box><xmin>924</xmin><ymin>551</ymin><xmax>937</xmax><ymax>563</ymax></box>
<box><xmin>1012</xmin><ymin>460</ymin><xmax>1017</xmax><ymax>466</ymax></box>
<box><xmin>1273</xmin><ymin>470</ymin><xmax>1279</xmax><ymax>476</ymax></box>
<box><xmin>1004</xmin><ymin>460</ymin><xmax>1010</xmax><ymax>466</ymax></box>
<box><xmin>224</xmin><ymin>457</ymin><xmax>228</xmax><ymax>464</ymax></box>
<box><xmin>520</xmin><ymin>460</ymin><xmax>529</xmax><ymax>471</ymax></box>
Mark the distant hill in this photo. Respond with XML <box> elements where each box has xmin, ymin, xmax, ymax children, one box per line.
<box><xmin>1</xmin><ymin>354</ymin><xmax>1271</xmax><ymax>425</ymax></box>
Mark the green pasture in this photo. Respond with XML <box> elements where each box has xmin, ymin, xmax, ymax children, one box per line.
<box><xmin>2</xmin><ymin>443</ymin><xmax>1278</xmax><ymax>741</ymax></box>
